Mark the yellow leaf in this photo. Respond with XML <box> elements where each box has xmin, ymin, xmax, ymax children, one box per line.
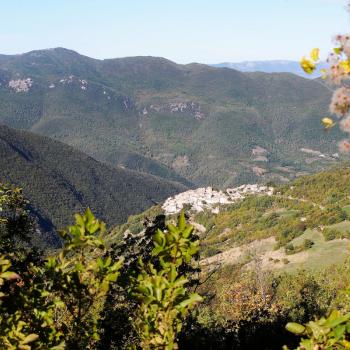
<box><xmin>300</xmin><ymin>57</ymin><xmax>316</xmax><ymax>74</ymax></box>
<box><xmin>322</xmin><ymin>117</ymin><xmax>335</xmax><ymax>129</ymax></box>
<box><xmin>18</xmin><ymin>346</ymin><xmax>31</xmax><ymax>350</ymax></box>
<box><xmin>340</xmin><ymin>60</ymin><xmax>350</xmax><ymax>73</ymax></box>
<box><xmin>21</xmin><ymin>333</ymin><xmax>39</xmax><ymax>345</ymax></box>
<box><xmin>310</xmin><ymin>48</ymin><xmax>320</xmax><ymax>61</ymax></box>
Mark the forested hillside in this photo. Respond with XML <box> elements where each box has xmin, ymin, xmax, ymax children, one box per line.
<box><xmin>0</xmin><ymin>48</ymin><xmax>344</xmax><ymax>187</ymax></box>
<box><xmin>113</xmin><ymin>163</ymin><xmax>350</xmax><ymax>272</ymax></box>
<box><xmin>102</xmin><ymin>163</ymin><xmax>350</xmax><ymax>348</ymax></box>
<box><xmin>0</xmin><ymin>123</ymin><xmax>187</xmax><ymax>237</ymax></box>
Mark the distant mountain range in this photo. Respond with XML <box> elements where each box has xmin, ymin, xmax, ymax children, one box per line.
<box><xmin>210</xmin><ymin>60</ymin><xmax>328</xmax><ymax>78</ymax></box>
<box><xmin>0</xmin><ymin>123</ymin><xmax>187</xmax><ymax>240</ymax></box>
<box><xmin>0</xmin><ymin>48</ymin><xmax>344</xmax><ymax>188</ymax></box>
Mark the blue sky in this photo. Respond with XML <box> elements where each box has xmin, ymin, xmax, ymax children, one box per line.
<box><xmin>1</xmin><ymin>0</ymin><xmax>349</xmax><ymax>63</ymax></box>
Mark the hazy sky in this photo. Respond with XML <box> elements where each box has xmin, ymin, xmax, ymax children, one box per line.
<box><xmin>1</xmin><ymin>0</ymin><xmax>349</xmax><ymax>63</ymax></box>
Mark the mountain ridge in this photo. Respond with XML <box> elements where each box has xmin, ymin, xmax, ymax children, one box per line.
<box><xmin>210</xmin><ymin>60</ymin><xmax>328</xmax><ymax>78</ymax></box>
<box><xmin>0</xmin><ymin>123</ymin><xmax>187</xmax><ymax>241</ymax></box>
<box><xmin>0</xmin><ymin>48</ymin><xmax>344</xmax><ymax>187</ymax></box>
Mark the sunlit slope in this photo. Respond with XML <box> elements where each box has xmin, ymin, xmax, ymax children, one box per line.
<box><xmin>111</xmin><ymin>164</ymin><xmax>350</xmax><ymax>272</ymax></box>
<box><xmin>0</xmin><ymin>48</ymin><xmax>345</xmax><ymax>186</ymax></box>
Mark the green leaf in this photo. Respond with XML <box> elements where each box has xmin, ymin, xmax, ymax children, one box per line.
<box><xmin>50</xmin><ymin>342</ymin><xmax>66</xmax><ymax>350</ymax></box>
<box><xmin>154</xmin><ymin>230</ymin><xmax>166</xmax><ymax>247</ymax></box>
<box><xmin>333</xmin><ymin>324</ymin><xmax>346</xmax><ymax>341</ymax></box>
<box><xmin>75</xmin><ymin>213</ymin><xmax>85</xmax><ymax>227</ymax></box>
<box><xmin>285</xmin><ymin>322</ymin><xmax>305</xmax><ymax>335</ymax></box>
<box><xmin>178</xmin><ymin>211</ymin><xmax>186</xmax><ymax>231</ymax></box>
<box><xmin>170</xmin><ymin>264</ymin><xmax>177</xmax><ymax>282</ymax></box>
<box><xmin>105</xmin><ymin>256</ymin><xmax>112</xmax><ymax>267</ymax></box>
<box><xmin>152</xmin><ymin>246</ymin><xmax>164</xmax><ymax>256</ymax></box>
<box><xmin>182</xmin><ymin>226</ymin><xmax>193</xmax><ymax>238</ymax></box>
<box><xmin>324</xmin><ymin>311</ymin><xmax>350</xmax><ymax>328</ymax></box>
<box><xmin>167</xmin><ymin>223</ymin><xmax>178</xmax><ymax>234</ymax></box>
<box><xmin>176</xmin><ymin>293</ymin><xmax>202</xmax><ymax>309</ymax></box>
<box><xmin>85</xmin><ymin>207</ymin><xmax>94</xmax><ymax>223</ymax></box>
<box><xmin>1</xmin><ymin>271</ymin><xmax>20</xmax><ymax>280</ymax></box>
<box><xmin>97</xmin><ymin>257</ymin><xmax>104</xmax><ymax>269</ymax></box>
<box><xmin>299</xmin><ymin>339</ymin><xmax>313</xmax><ymax>350</ymax></box>
<box><xmin>308</xmin><ymin>321</ymin><xmax>329</xmax><ymax>339</ymax></box>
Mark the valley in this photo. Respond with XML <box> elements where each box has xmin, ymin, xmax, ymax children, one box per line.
<box><xmin>1</xmin><ymin>49</ymin><xmax>349</xmax><ymax>350</ymax></box>
<box><xmin>0</xmin><ymin>123</ymin><xmax>186</xmax><ymax>240</ymax></box>
<box><xmin>3</xmin><ymin>0</ymin><xmax>350</xmax><ymax>348</ymax></box>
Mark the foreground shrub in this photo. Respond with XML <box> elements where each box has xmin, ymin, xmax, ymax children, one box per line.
<box><xmin>0</xmin><ymin>182</ymin><xmax>202</xmax><ymax>350</ymax></box>
<box><xmin>129</xmin><ymin>212</ymin><xmax>202</xmax><ymax>349</ymax></box>
<box><xmin>45</xmin><ymin>209</ymin><xmax>124</xmax><ymax>349</ymax></box>
<box><xmin>285</xmin><ymin>309</ymin><xmax>350</xmax><ymax>349</ymax></box>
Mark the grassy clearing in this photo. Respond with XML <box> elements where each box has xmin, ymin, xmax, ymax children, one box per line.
<box><xmin>277</xmin><ymin>209</ymin><xmax>300</xmax><ymax>218</ymax></box>
<box><xmin>327</xmin><ymin>220</ymin><xmax>350</xmax><ymax>233</ymax></box>
<box><xmin>276</xmin><ymin>229</ymin><xmax>350</xmax><ymax>272</ymax></box>
<box><xmin>202</xmin><ymin>227</ymin><xmax>350</xmax><ymax>274</ymax></box>
<box><xmin>342</xmin><ymin>205</ymin><xmax>350</xmax><ymax>218</ymax></box>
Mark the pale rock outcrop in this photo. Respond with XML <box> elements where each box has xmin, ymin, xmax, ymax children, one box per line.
<box><xmin>252</xmin><ymin>166</ymin><xmax>267</xmax><ymax>176</ymax></box>
<box><xmin>146</xmin><ymin>101</ymin><xmax>204</xmax><ymax>119</ymax></box>
<box><xmin>8</xmin><ymin>78</ymin><xmax>32</xmax><ymax>92</ymax></box>
<box><xmin>252</xmin><ymin>146</ymin><xmax>268</xmax><ymax>156</ymax></box>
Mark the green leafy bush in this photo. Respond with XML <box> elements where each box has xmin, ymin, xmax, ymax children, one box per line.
<box><xmin>285</xmin><ymin>239</ymin><xmax>314</xmax><ymax>255</ymax></box>
<box><xmin>45</xmin><ymin>208</ymin><xmax>124</xmax><ymax>349</ymax></box>
<box><xmin>0</xmin><ymin>182</ymin><xmax>202</xmax><ymax>349</ymax></box>
<box><xmin>129</xmin><ymin>212</ymin><xmax>202</xmax><ymax>349</ymax></box>
<box><xmin>323</xmin><ymin>228</ymin><xmax>347</xmax><ymax>241</ymax></box>
<box><xmin>285</xmin><ymin>310</ymin><xmax>350</xmax><ymax>350</ymax></box>
<box><xmin>0</xmin><ymin>183</ymin><xmax>63</xmax><ymax>349</ymax></box>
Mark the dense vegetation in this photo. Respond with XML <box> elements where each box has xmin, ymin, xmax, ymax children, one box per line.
<box><xmin>2</xmin><ymin>171</ymin><xmax>350</xmax><ymax>349</ymax></box>
<box><xmin>3</xmin><ymin>3</ymin><xmax>350</xmax><ymax>347</ymax></box>
<box><xmin>0</xmin><ymin>124</ymin><xmax>187</xmax><ymax>241</ymax></box>
<box><xmin>0</xmin><ymin>183</ymin><xmax>202</xmax><ymax>349</ymax></box>
<box><xmin>113</xmin><ymin>164</ymin><xmax>350</xmax><ymax>272</ymax></box>
<box><xmin>0</xmin><ymin>48</ymin><xmax>345</xmax><ymax>187</ymax></box>
<box><xmin>107</xmin><ymin>164</ymin><xmax>350</xmax><ymax>348</ymax></box>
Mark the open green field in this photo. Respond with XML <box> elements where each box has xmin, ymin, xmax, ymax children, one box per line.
<box><xmin>282</xmin><ymin>229</ymin><xmax>350</xmax><ymax>272</ymax></box>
